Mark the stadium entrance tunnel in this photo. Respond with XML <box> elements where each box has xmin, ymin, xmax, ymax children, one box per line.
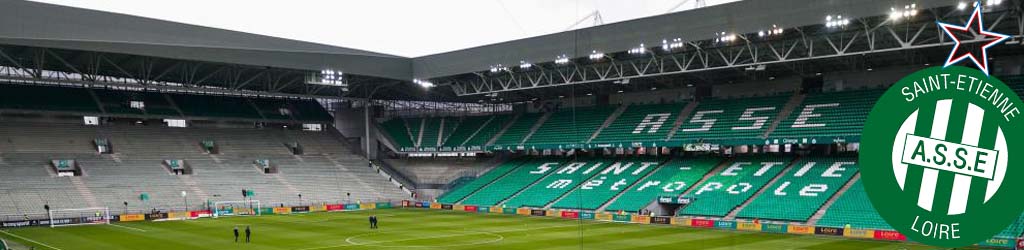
<box><xmin>344</xmin><ymin>229</ymin><xmax>504</xmax><ymax>248</ymax></box>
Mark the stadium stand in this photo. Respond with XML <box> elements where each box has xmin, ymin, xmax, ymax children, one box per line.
<box><xmin>492</xmin><ymin>113</ymin><xmax>544</xmax><ymax>146</ymax></box>
<box><xmin>380</xmin><ymin>118</ymin><xmax>415</xmax><ymax>149</ymax></box>
<box><xmin>441</xmin><ymin>116</ymin><xmax>487</xmax><ymax>147</ymax></box>
<box><xmin>0</xmin><ymin>120</ymin><xmax>407</xmax><ymax>216</ymax></box>
<box><xmin>463</xmin><ymin>114</ymin><xmax>513</xmax><ymax>148</ymax></box>
<box><xmin>591</xmin><ymin>102</ymin><xmax>687</xmax><ymax>144</ymax></box>
<box><xmin>677</xmin><ymin>155</ymin><xmax>791</xmax><ymax>217</ymax></box>
<box><xmin>436</xmin><ymin>158</ymin><xmax>523</xmax><ymax>203</ymax></box>
<box><xmin>602</xmin><ymin>156</ymin><xmax>721</xmax><ymax>212</ymax></box>
<box><xmin>460</xmin><ymin>157</ymin><xmax>565</xmax><ymax>207</ymax></box>
<box><xmin>816</xmin><ymin>180</ymin><xmax>892</xmax><ymax>230</ymax></box>
<box><xmin>549</xmin><ymin>156</ymin><xmax>661</xmax><ymax>210</ymax></box>
<box><xmin>736</xmin><ymin>156</ymin><xmax>858</xmax><ymax>221</ymax></box>
<box><xmin>0</xmin><ymin>85</ymin><xmax>100</xmax><ymax>113</ymax></box>
<box><xmin>769</xmin><ymin>89</ymin><xmax>883</xmax><ymax>143</ymax></box>
<box><xmin>525</xmin><ymin>106</ymin><xmax>617</xmax><ymax>146</ymax></box>
<box><xmin>502</xmin><ymin>157</ymin><xmax>615</xmax><ymax>208</ymax></box>
<box><xmin>672</xmin><ymin>95</ymin><xmax>788</xmax><ymax>144</ymax></box>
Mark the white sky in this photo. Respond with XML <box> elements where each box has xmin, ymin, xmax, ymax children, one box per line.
<box><xmin>31</xmin><ymin>0</ymin><xmax>736</xmax><ymax>57</ymax></box>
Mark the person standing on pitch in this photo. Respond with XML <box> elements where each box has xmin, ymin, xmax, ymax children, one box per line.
<box><xmin>233</xmin><ymin>226</ymin><xmax>239</xmax><ymax>243</ymax></box>
<box><xmin>245</xmin><ymin>226</ymin><xmax>251</xmax><ymax>243</ymax></box>
<box><xmin>369</xmin><ymin>214</ymin><xmax>378</xmax><ymax>229</ymax></box>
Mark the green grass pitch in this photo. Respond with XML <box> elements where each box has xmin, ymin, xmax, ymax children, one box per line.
<box><xmin>0</xmin><ymin>209</ymin><xmax>951</xmax><ymax>250</ymax></box>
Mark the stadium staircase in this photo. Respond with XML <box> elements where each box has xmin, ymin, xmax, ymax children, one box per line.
<box><xmin>586</xmin><ymin>104</ymin><xmax>630</xmax><ymax>143</ymax></box>
<box><xmin>453</xmin><ymin>116</ymin><xmax>494</xmax><ymax>147</ymax></box>
<box><xmin>488</xmin><ymin>113</ymin><xmax>530</xmax><ymax>146</ymax></box>
<box><xmin>677</xmin><ymin>155</ymin><xmax>791</xmax><ymax>218</ymax></box>
<box><xmin>499</xmin><ymin>158</ymin><xmax>599</xmax><ymax>208</ymax></box>
<box><xmin>460</xmin><ymin>158</ymin><xmax>563</xmax><ymax>206</ymax></box>
<box><xmin>437</xmin><ymin>159</ymin><xmax>524</xmax><ymax>204</ymax></box>
<box><xmin>724</xmin><ymin>157</ymin><xmax>797</xmax><ymax>220</ymax></box>
<box><xmin>806</xmin><ymin>173</ymin><xmax>860</xmax><ymax>225</ymax></box>
<box><xmin>518</xmin><ymin>112</ymin><xmax>552</xmax><ymax>145</ymax></box>
<box><xmin>176</xmin><ymin>175</ymin><xmax>210</xmax><ymax>202</ymax></box>
<box><xmin>664</xmin><ymin>101</ymin><xmax>699</xmax><ymax>140</ymax></box>
<box><xmin>762</xmin><ymin>92</ymin><xmax>806</xmax><ymax>138</ymax></box>
<box><xmin>68</xmin><ymin>177</ymin><xmax>100</xmax><ymax>208</ymax></box>
<box><xmin>593</xmin><ymin>162</ymin><xmax>663</xmax><ymax>211</ymax></box>
<box><xmin>547</xmin><ymin>157</ymin><xmax>662</xmax><ymax>210</ymax></box>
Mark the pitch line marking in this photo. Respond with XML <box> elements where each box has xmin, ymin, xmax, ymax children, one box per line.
<box><xmin>0</xmin><ymin>230</ymin><xmax>64</xmax><ymax>250</ymax></box>
<box><xmin>107</xmin><ymin>223</ymin><xmax>148</xmax><ymax>232</ymax></box>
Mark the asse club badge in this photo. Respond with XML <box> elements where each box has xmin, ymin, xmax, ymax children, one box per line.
<box><xmin>860</xmin><ymin>66</ymin><xmax>1024</xmax><ymax>247</ymax></box>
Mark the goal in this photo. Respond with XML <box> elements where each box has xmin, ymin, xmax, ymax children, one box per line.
<box><xmin>213</xmin><ymin>200</ymin><xmax>261</xmax><ymax>217</ymax></box>
<box><xmin>48</xmin><ymin>207</ymin><xmax>110</xmax><ymax>228</ymax></box>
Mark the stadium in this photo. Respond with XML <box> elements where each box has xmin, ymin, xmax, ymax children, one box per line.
<box><xmin>0</xmin><ymin>0</ymin><xmax>1022</xmax><ymax>249</ymax></box>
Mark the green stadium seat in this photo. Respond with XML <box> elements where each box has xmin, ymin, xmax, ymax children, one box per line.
<box><xmin>769</xmin><ymin>89</ymin><xmax>884</xmax><ymax>143</ymax></box>
<box><xmin>503</xmin><ymin>157</ymin><xmax>614</xmax><ymax>208</ymax></box>
<box><xmin>592</xmin><ymin>103</ymin><xmax>687</xmax><ymax>145</ymax></box>
<box><xmin>603</xmin><ymin>157</ymin><xmax>721</xmax><ymax>212</ymax></box>
<box><xmin>736</xmin><ymin>156</ymin><xmax>859</xmax><ymax>221</ymax></box>
<box><xmin>817</xmin><ymin>180</ymin><xmax>893</xmax><ymax>230</ymax></box>
<box><xmin>461</xmin><ymin>157</ymin><xmax>566</xmax><ymax>206</ymax></box>
<box><xmin>381</xmin><ymin>118</ymin><xmax>415</xmax><ymax>150</ymax></box>
<box><xmin>526</xmin><ymin>106</ymin><xmax>617</xmax><ymax>146</ymax></box>
<box><xmin>492</xmin><ymin>113</ymin><xmax>544</xmax><ymax>146</ymax></box>
<box><xmin>436</xmin><ymin>158</ymin><xmax>524</xmax><ymax>203</ymax></box>
<box><xmin>442</xmin><ymin>116</ymin><xmax>489</xmax><ymax>147</ymax></box>
<box><xmin>678</xmin><ymin>155</ymin><xmax>790</xmax><ymax>217</ymax></box>
<box><xmin>550</xmin><ymin>156</ymin><xmax>663</xmax><ymax>210</ymax></box>
<box><xmin>672</xmin><ymin>95</ymin><xmax>788</xmax><ymax>145</ymax></box>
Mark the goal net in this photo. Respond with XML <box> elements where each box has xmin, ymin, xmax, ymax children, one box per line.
<box><xmin>213</xmin><ymin>200</ymin><xmax>261</xmax><ymax>217</ymax></box>
<box><xmin>48</xmin><ymin>207</ymin><xmax>110</xmax><ymax>228</ymax></box>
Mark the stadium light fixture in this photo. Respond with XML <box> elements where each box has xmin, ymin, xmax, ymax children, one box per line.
<box><xmin>715</xmin><ymin>32</ymin><xmax>737</xmax><ymax>43</ymax></box>
<box><xmin>588</xmin><ymin>50</ymin><xmax>606</xmax><ymax>61</ymax></box>
<box><xmin>555</xmin><ymin>54</ymin><xmax>571</xmax><ymax>65</ymax></box>
<box><xmin>662</xmin><ymin>38</ymin><xmax>684</xmax><ymax>51</ymax></box>
<box><xmin>489</xmin><ymin>64</ymin><xmax>509</xmax><ymax>73</ymax></box>
<box><xmin>889</xmin><ymin>4</ymin><xmax>918</xmax><ymax>21</ymax></box>
<box><xmin>413</xmin><ymin>79</ymin><xmax>435</xmax><ymax>88</ymax></box>
<box><xmin>986</xmin><ymin>0</ymin><xmax>1002</xmax><ymax>6</ymax></box>
<box><xmin>519</xmin><ymin>61</ymin><xmax>533</xmax><ymax>69</ymax></box>
<box><xmin>628</xmin><ymin>44</ymin><xmax>647</xmax><ymax>55</ymax></box>
<box><xmin>825</xmin><ymin>15</ymin><xmax>850</xmax><ymax>28</ymax></box>
<box><xmin>759</xmin><ymin>24</ymin><xmax>783</xmax><ymax>38</ymax></box>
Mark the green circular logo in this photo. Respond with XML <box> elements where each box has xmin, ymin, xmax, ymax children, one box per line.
<box><xmin>861</xmin><ymin>66</ymin><xmax>1024</xmax><ymax>247</ymax></box>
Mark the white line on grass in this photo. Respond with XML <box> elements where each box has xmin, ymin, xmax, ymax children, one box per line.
<box><xmin>107</xmin><ymin>223</ymin><xmax>147</xmax><ymax>232</ymax></box>
<box><xmin>0</xmin><ymin>230</ymin><xmax>64</xmax><ymax>250</ymax></box>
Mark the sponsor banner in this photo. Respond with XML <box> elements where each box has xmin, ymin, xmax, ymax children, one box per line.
<box><xmin>233</xmin><ymin>208</ymin><xmax>254</xmax><ymax>215</ymax></box>
<box><xmin>1</xmin><ymin>220</ymin><xmax>39</xmax><ymax>228</ymax></box>
<box><xmin>977</xmin><ymin>237</ymin><xmax>1015</xmax><ymax>248</ymax></box>
<box><xmin>595</xmin><ymin>213</ymin><xmax>613</xmax><ymax>221</ymax></box>
<box><xmin>612</xmin><ymin>214</ymin><xmax>631</xmax><ymax>222</ymax></box>
<box><xmin>490</xmin><ymin>206</ymin><xmax>503</xmax><ymax>213</ymax></box>
<box><xmin>530</xmin><ymin>209</ymin><xmax>547</xmax><ymax>217</ymax></box>
<box><xmin>464</xmin><ymin>206</ymin><xmax>478</xmax><ymax>212</ymax></box>
<box><xmin>503</xmin><ymin>208</ymin><xmax>517</xmax><ymax>215</ymax></box>
<box><xmin>291</xmin><ymin>206</ymin><xmax>310</xmax><ymax>213</ymax></box>
<box><xmin>360</xmin><ymin>203</ymin><xmax>377</xmax><ymax>210</ymax></box>
<box><xmin>815</xmin><ymin>227</ymin><xmax>844</xmax><ymax>236</ymax></box>
<box><xmin>189</xmin><ymin>210</ymin><xmax>212</xmax><ymax>218</ymax></box>
<box><xmin>273</xmin><ymin>207</ymin><xmax>291</xmax><ymax>215</ymax></box>
<box><xmin>453</xmin><ymin>205</ymin><xmax>465</xmax><ymax>211</ymax></box>
<box><xmin>345</xmin><ymin>204</ymin><xmax>360</xmax><ymax>210</ymax></box>
<box><xmin>146</xmin><ymin>212</ymin><xmax>168</xmax><ymax>220</ymax></box>
<box><xmin>631</xmin><ymin>215</ymin><xmax>651</xmax><ymax>224</ymax></box>
<box><xmin>326</xmin><ymin>204</ymin><xmax>344</xmax><ymax>211</ymax></box>
<box><xmin>787</xmin><ymin>225</ymin><xmax>815</xmax><ymax>235</ymax></box>
<box><xmin>690</xmin><ymin>219</ymin><xmax>715</xmax><ymax>228</ymax></box>
<box><xmin>376</xmin><ymin>202</ymin><xmax>392</xmax><ymax>209</ymax></box>
<box><xmin>547</xmin><ymin>210</ymin><xmax>560</xmax><ymax>218</ymax></box>
<box><xmin>167</xmin><ymin>212</ymin><xmax>186</xmax><ymax>219</ymax></box>
<box><xmin>430</xmin><ymin>203</ymin><xmax>442</xmax><ymax>209</ymax></box>
<box><xmin>401</xmin><ymin>200</ymin><xmax>411</xmax><ymax>207</ymax></box>
<box><xmin>737</xmin><ymin>222</ymin><xmax>761</xmax><ymax>232</ymax></box>
<box><xmin>309</xmin><ymin>205</ymin><xmax>325</xmax><ymax>212</ymax></box>
<box><xmin>441</xmin><ymin>204</ymin><xmax>453</xmax><ymax>210</ymax></box>
<box><xmin>872</xmin><ymin>230</ymin><xmax>907</xmax><ymax>241</ymax></box>
<box><xmin>715</xmin><ymin>220</ymin><xmax>736</xmax><ymax>229</ymax></box>
<box><xmin>580</xmin><ymin>212</ymin><xmax>595</xmax><ymax>220</ymax></box>
<box><xmin>1017</xmin><ymin>239</ymin><xmax>1024</xmax><ymax>249</ymax></box>
<box><xmin>762</xmin><ymin>223</ymin><xmax>788</xmax><ymax>234</ymax></box>
<box><xmin>120</xmin><ymin>214</ymin><xmax>145</xmax><ymax>222</ymax></box>
<box><xmin>844</xmin><ymin>229</ymin><xmax>875</xmax><ymax>239</ymax></box>
<box><xmin>672</xmin><ymin>217</ymin><xmax>688</xmax><ymax>225</ymax></box>
<box><xmin>516</xmin><ymin>208</ymin><xmax>531</xmax><ymax>216</ymax></box>
<box><xmin>259</xmin><ymin>208</ymin><xmax>274</xmax><ymax>215</ymax></box>
<box><xmin>477</xmin><ymin>207</ymin><xmax>489</xmax><ymax>213</ymax></box>
<box><xmin>650</xmin><ymin>216</ymin><xmax>672</xmax><ymax>225</ymax></box>
<box><xmin>561</xmin><ymin>211</ymin><xmax>579</xmax><ymax>219</ymax></box>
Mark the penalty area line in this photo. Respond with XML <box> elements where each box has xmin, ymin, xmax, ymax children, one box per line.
<box><xmin>107</xmin><ymin>223</ymin><xmax>148</xmax><ymax>232</ymax></box>
<box><xmin>0</xmin><ymin>230</ymin><xmax>64</xmax><ymax>250</ymax></box>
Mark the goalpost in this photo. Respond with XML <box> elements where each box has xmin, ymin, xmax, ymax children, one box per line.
<box><xmin>48</xmin><ymin>207</ymin><xmax>110</xmax><ymax>228</ymax></box>
<box><xmin>213</xmin><ymin>200</ymin><xmax>261</xmax><ymax>217</ymax></box>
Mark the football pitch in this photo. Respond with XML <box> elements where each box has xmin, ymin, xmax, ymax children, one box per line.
<box><xmin>0</xmin><ymin>209</ymin><xmax>946</xmax><ymax>250</ymax></box>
